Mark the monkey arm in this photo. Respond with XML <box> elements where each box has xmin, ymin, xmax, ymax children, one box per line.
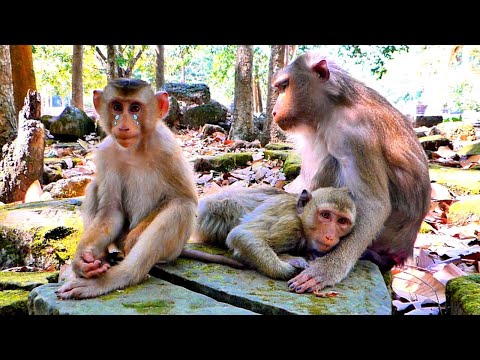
<box><xmin>57</xmin><ymin>198</ymin><xmax>197</xmax><ymax>299</ymax></box>
<box><xmin>289</xmin><ymin>136</ymin><xmax>391</xmax><ymax>293</ymax></box>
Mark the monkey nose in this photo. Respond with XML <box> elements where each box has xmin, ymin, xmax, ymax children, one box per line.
<box><xmin>272</xmin><ymin>111</ymin><xmax>277</xmax><ymax>117</ymax></box>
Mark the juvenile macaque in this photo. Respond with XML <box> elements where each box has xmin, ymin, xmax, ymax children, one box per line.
<box><xmin>269</xmin><ymin>51</ymin><xmax>431</xmax><ymax>293</ymax></box>
<box><xmin>186</xmin><ymin>186</ymin><xmax>356</xmax><ymax>280</ymax></box>
<box><xmin>56</xmin><ymin>78</ymin><xmax>198</xmax><ymax>299</ymax></box>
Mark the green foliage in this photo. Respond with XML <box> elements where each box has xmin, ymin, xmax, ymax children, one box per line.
<box><xmin>443</xmin><ymin>115</ymin><xmax>463</xmax><ymax>122</ymax></box>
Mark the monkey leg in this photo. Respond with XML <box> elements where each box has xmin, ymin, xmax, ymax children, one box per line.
<box><xmin>278</xmin><ymin>254</ymin><xmax>310</xmax><ymax>270</ymax></box>
<box><xmin>226</xmin><ymin>227</ymin><xmax>300</xmax><ymax>280</ymax></box>
<box><xmin>57</xmin><ymin>199</ymin><xmax>196</xmax><ymax>299</ymax></box>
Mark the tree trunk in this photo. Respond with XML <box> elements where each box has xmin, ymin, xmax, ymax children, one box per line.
<box><xmin>156</xmin><ymin>45</ymin><xmax>165</xmax><ymax>91</ymax></box>
<box><xmin>254</xmin><ymin>75</ymin><xmax>263</xmax><ymax>113</ymax></box>
<box><xmin>107</xmin><ymin>45</ymin><xmax>118</xmax><ymax>80</ymax></box>
<box><xmin>9</xmin><ymin>45</ymin><xmax>37</xmax><ymax>117</ymax></box>
<box><xmin>229</xmin><ymin>45</ymin><xmax>256</xmax><ymax>142</ymax></box>
<box><xmin>182</xmin><ymin>64</ymin><xmax>186</xmax><ymax>83</ymax></box>
<box><xmin>0</xmin><ymin>114</ymin><xmax>45</xmax><ymax>204</ymax></box>
<box><xmin>0</xmin><ymin>45</ymin><xmax>17</xmax><ymax>152</ymax></box>
<box><xmin>71</xmin><ymin>45</ymin><xmax>84</xmax><ymax>110</ymax></box>
<box><xmin>19</xmin><ymin>90</ymin><xmax>41</xmax><ymax>126</ymax></box>
<box><xmin>261</xmin><ymin>45</ymin><xmax>286</xmax><ymax>146</ymax></box>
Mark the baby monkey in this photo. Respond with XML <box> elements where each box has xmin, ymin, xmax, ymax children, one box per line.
<box><xmin>183</xmin><ymin>186</ymin><xmax>356</xmax><ymax>280</ymax></box>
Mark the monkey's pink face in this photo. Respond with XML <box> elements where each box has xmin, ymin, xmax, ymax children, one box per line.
<box><xmin>109</xmin><ymin>99</ymin><xmax>144</xmax><ymax>148</ymax></box>
<box><xmin>305</xmin><ymin>209</ymin><xmax>353</xmax><ymax>253</ymax></box>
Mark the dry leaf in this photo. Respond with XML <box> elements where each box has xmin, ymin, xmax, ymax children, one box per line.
<box><xmin>460</xmin><ymin>154</ymin><xmax>480</xmax><ymax>169</ymax></box>
<box><xmin>252</xmin><ymin>152</ymin><xmax>264</xmax><ymax>161</ymax></box>
<box><xmin>431</xmin><ymin>263</ymin><xmax>467</xmax><ymax>285</ymax></box>
<box><xmin>435</xmin><ymin>146</ymin><xmax>457</xmax><ymax>159</ymax></box>
<box><xmin>392</xmin><ymin>268</ymin><xmax>446</xmax><ymax>304</ymax></box>
<box><xmin>196</xmin><ymin>173</ymin><xmax>213</xmax><ymax>185</ymax></box>
<box><xmin>418</xmin><ymin>248</ymin><xmax>437</xmax><ymax>268</ymax></box>
<box><xmin>431</xmin><ymin>183</ymin><xmax>454</xmax><ymax>200</ymax></box>
<box><xmin>274</xmin><ymin>180</ymin><xmax>286</xmax><ymax>189</ymax></box>
<box><xmin>24</xmin><ymin>180</ymin><xmax>43</xmax><ymax>203</ymax></box>
<box><xmin>404</xmin><ymin>307</ymin><xmax>440</xmax><ymax>315</ymax></box>
<box><xmin>313</xmin><ymin>290</ymin><xmax>339</xmax><ymax>298</ymax></box>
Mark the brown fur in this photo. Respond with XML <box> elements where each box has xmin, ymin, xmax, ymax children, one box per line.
<box><xmin>271</xmin><ymin>51</ymin><xmax>431</xmax><ymax>293</ymax></box>
<box><xmin>190</xmin><ymin>187</ymin><xmax>355</xmax><ymax>280</ymax></box>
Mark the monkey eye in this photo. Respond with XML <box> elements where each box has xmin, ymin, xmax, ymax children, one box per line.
<box><xmin>276</xmin><ymin>79</ymin><xmax>289</xmax><ymax>92</ymax></box>
<box><xmin>112</xmin><ymin>102</ymin><xmax>123</xmax><ymax>112</ymax></box>
<box><xmin>338</xmin><ymin>218</ymin><xmax>350</xmax><ymax>225</ymax></box>
<box><xmin>320</xmin><ymin>211</ymin><xmax>331</xmax><ymax>220</ymax></box>
<box><xmin>129</xmin><ymin>104</ymin><xmax>141</xmax><ymax>113</ymax></box>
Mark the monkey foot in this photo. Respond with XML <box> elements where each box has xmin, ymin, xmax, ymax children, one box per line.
<box><xmin>56</xmin><ymin>277</ymin><xmax>109</xmax><ymax>299</ymax></box>
<box><xmin>74</xmin><ymin>252</ymin><xmax>110</xmax><ymax>278</ymax></box>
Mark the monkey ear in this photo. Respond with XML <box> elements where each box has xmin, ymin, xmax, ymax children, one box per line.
<box><xmin>312</xmin><ymin>60</ymin><xmax>330</xmax><ymax>81</ymax></box>
<box><xmin>93</xmin><ymin>90</ymin><xmax>103</xmax><ymax>112</ymax></box>
<box><xmin>155</xmin><ymin>91</ymin><xmax>170</xmax><ymax>119</ymax></box>
<box><xmin>296</xmin><ymin>189</ymin><xmax>313</xmax><ymax>214</ymax></box>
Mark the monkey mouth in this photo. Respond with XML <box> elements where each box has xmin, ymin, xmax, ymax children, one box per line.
<box><xmin>275</xmin><ymin>118</ymin><xmax>295</xmax><ymax>131</ymax></box>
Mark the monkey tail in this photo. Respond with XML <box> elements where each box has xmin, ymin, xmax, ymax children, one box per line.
<box><xmin>180</xmin><ymin>249</ymin><xmax>245</xmax><ymax>269</ymax></box>
<box><xmin>196</xmin><ymin>198</ymin><xmax>246</xmax><ymax>245</ymax></box>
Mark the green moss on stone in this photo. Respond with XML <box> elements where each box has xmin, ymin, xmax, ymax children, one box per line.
<box><xmin>448</xmin><ymin>197</ymin><xmax>480</xmax><ymax>224</ymax></box>
<box><xmin>446</xmin><ymin>275</ymin><xmax>480</xmax><ymax>315</ymax></box>
<box><xmin>429</xmin><ymin>166</ymin><xmax>480</xmax><ymax>195</ymax></box>
<box><xmin>264</xmin><ymin>150</ymin><xmax>290</xmax><ymax>161</ymax></box>
<box><xmin>265</xmin><ymin>142</ymin><xmax>295</xmax><ymax>151</ymax></box>
<box><xmin>0</xmin><ymin>289</ymin><xmax>29</xmax><ymax>315</ymax></box>
<box><xmin>123</xmin><ymin>299</ymin><xmax>175</xmax><ymax>314</ymax></box>
<box><xmin>283</xmin><ymin>153</ymin><xmax>301</xmax><ymax>180</ymax></box>
<box><xmin>211</xmin><ymin>152</ymin><xmax>253</xmax><ymax>172</ymax></box>
<box><xmin>0</xmin><ymin>271</ymin><xmax>58</xmax><ymax>291</ymax></box>
<box><xmin>457</xmin><ymin>142</ymin><xmax>480</xmax><ymax>156</ymax></box>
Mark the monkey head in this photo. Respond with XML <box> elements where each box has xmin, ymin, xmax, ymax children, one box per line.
<box><xmin>271</xmin><ymin>51</ymin><xmax>352</xmax><ymax>131</ymax></box>
<box><xmin>296</xmin><ymin>187</ymin><xmax>356</xmax><ymax>253</ymax></box>
<box><xmin>93</xmin><ymin>78</ymin><xmax>169</xmax><ymax>149</ymax></box>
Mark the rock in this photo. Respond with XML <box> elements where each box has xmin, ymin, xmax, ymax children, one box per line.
<box><xmin>43</xmin><ymin>164</ymin><xmax>63</xmax><ymax>184</ymax></box>
<box><xmin>414</xmin><ymin>116</ymin><xmax>443</xmax><ymax>128</ymax></box>
<box><xmin>265</xmin><ymin>142</ymin><xmax>295</xmax><ymax>151</ymax></box>
<box><xmin>40</xmin><ymin>115</ymin><xmax>55</xmax><ymax>130</ymax></box>
<box><xmin>152</xmin><ymin>244</ymin><xmax>391</xmax><ymax>315</ymax></box>
<box><xmin>164</xmin><ymin>96</ymin><xmax>181</xmax><ymax>128</ymax></box>
<box><xmin>419</xmin><ymin>135</ymin><xmax>451</xmax><ymax>151</ymax></box>
<box><xmin>192</xmin><ymin>153</ymin><xmax>253</xmax><ymax>173</ymax></box>
<box><xmin>0</xmin><ymin>271</ymin><xmax>58</xmax><ymax>290</ymax></box>
<box><xmin>264</xmin><ymin>150</ymin><xmax>291</xmax><ymax>161</ymax></box>
<box><xmin>429</xmin><ymin>164</ymin><xmax>480</xmax><ymax>195</ymax></box>
<box><xmin>201</xmin><ymin>124</ymin><xmax>226</xmax><ymax>137</ymax></box>
<box><xmin>183</xmin><ymin>100</ymin><xmax>228</xmax><ymax>128</ymax></box>
<box><xmin>162</xmin><ymin>83</ymin><xmax>210</xmax><ymax>106</ymax></box>
<box><xmin>28</xmin><ymin>277</ymin><xmax>256</xmax><ymax>315</ymax></box>
<box><xmin>446</xmin><ymin>274</ymin><xmax>480</xmax><ymax>315</ymax></box>
<box><xmin>43</xmin><ymin>175</ymin><xmax>92</xmax><ymax>199</ymax></box>
<box><xmin>0</xmin><ymin>198</ymin><xmax>83</xmax><ymax>269</ymax></box>
<box><xmin>49</xmin><ymin>105</ymin><xmax>96</xmax><ymax>140</ymax></box>
<box><xmin>283</xmin><ymin>153</ymin><xmax>301</xmax><ymax>180</ymax></box>
<box><xmin>0</xmin><ymin>290</ymin><xmax>29</xmax><ymax>315</ymax></box>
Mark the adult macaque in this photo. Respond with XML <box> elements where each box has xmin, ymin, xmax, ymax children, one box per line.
<box><xmin>56</xmin><ymin>78</ymin><xmax>198</xmax><ymax>299</ymax></box>
<box><xmin>269</xmin><ymin>51</ymin><xmax>431</xmax><ymax>293</ymax></box>
<box><xmin>187</xmin><ymin>187</ymin><xmax>356</xmax><ymax>280</ymax></box>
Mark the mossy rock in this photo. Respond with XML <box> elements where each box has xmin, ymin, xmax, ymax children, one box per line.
<box><xmin>0</xmin><ymin>290</ymin><xmax>30</xmax><ymax>315</ymax></box>
<box><xmin>192</xmin><ymin>152</ymin><xmax>253</xmax><ymax>173</ymax></box>
<box><xmin>0</xmin><ymin>199</ymin><xmax>83</xmax><ymax>269</ymax></box>
<box><xmin>429</xmin><ymin>165</ymin><xmax>480</xmax><ymax>195</ymax></box>
<box><xmin>0</xmin><ymin>271</ymin><xmax>58</xmax><ymax>291</ymax></box>
<box><xmin>446</xmin><ymin>275</ymin><xmax>480</xmax><ymax>315</ymax></box>
<box><xmin>283</xmin><ymin>153</ymin><xmax>301</xmax><ymax>180</ymax></box>
<box><xmin>264</xmin><ymin>150</ymin><xmax>291</xmax><ymax>161</ymax></box>
<box><xmin>447</xmin><ymin>196</ymin><xmax>480</xmax><ymax>224</ymax></box>
<box><xmin>419</xmin><ymin>135</ymin><xmax>450</xmax><ymax>151</ymax></box>
<box><xmin>265</xmin><ymin>142</ymin><xmax>295</xmax><ymax>151</ymax></box>
<box><xmin>457</xmin><ymin>142</ymin><xmax>480</xmax><ymax>156</ymax></box>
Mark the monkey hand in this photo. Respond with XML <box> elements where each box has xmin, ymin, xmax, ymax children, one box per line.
<box><xmin>287</xmin><ymin>257</ymin><xmax>310</xmax><ymax>270</ymax></box>
<box><xmin>72</xmin><ymin>250</ymin><xmax>110</xmax><ymax>279</ymax></box>
<box><xmin>287</xmin><ymin>260</ymin><xmax>338</xmax><ymax>294</ymax></box>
